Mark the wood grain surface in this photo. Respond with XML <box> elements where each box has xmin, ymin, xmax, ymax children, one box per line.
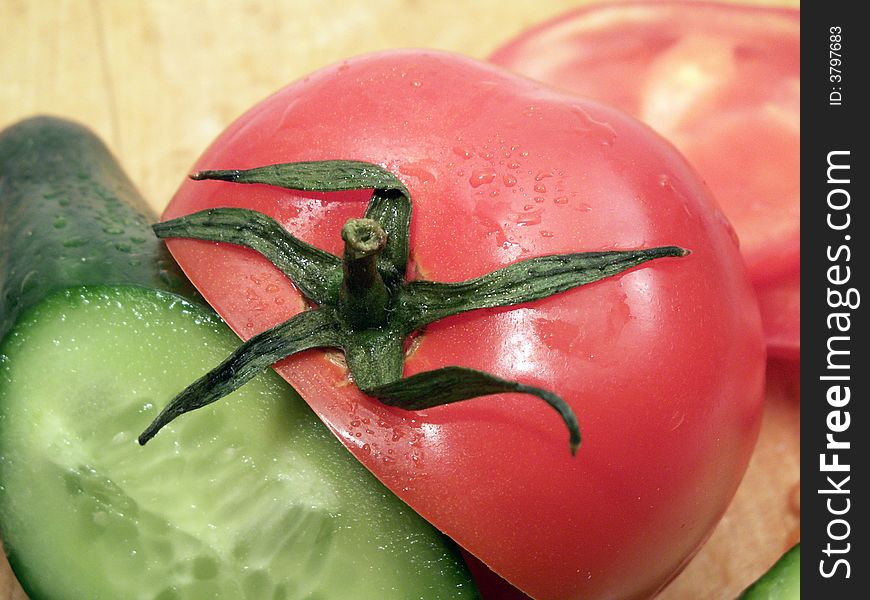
<box><xmin>1</xmin><ymin>1</ymin><xmax>799</xmax><ymax>598</ymax></box>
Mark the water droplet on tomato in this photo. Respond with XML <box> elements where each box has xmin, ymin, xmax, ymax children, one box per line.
<box><xmin>554</xmin><ymin>196</ymin><xmax>568</xmax><ymax>205</ymax></box>
<box><xmin>534</xmin><ymin>183</ymin><xmax>547</xmax><ymax>194</ymax></box>
<box><xmin>503</xmin><ymin>175</ymin><xmax>517</xmax><ymax>187</ymax></box>
<box><xmin>469</xmin><ymin>170</ymin><xmax>496</xmax><ymax>187</ymax></box>
<box><xmin>572</xmin><ymin>105</ymin><xmax>617</xmax><ymax>146</ymax></box>
<box><xmin>452</xmin><ymin>146</ymin><xmax>473</xmax><ymax>160</ymax></box>
<box><xmin>514</xmin><ymin>209</ymin><xmax>542</xmax><ymax>226</ymax></box>
<box><xmin>399</xmin><ymin>161</ymin><xmax>437</xmax><ymax>184</ymax></box>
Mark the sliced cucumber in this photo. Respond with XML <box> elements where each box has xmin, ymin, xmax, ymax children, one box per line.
<box><xmin>0</xmin><ymin>286</ymin><xmax>477</xmax><ymax>600</ymax></box>
<box><xmin>738</xmin><ymin>543</ymin><xmax>799</xmax><ymax>600</ymax></box>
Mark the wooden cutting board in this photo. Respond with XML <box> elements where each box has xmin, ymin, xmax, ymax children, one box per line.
<box><xmin>0</xmin><ymin>1</ymin><xmax>799</xmax><ymax>598</ymax></box>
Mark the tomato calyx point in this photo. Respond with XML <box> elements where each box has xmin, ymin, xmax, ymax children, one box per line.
<box><xmin>139</xmin><ymin>160</ymin><xmax>688</xmax><ymax>455</ymax></box>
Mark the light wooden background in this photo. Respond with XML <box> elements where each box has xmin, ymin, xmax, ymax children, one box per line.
<box><xmin>1</xmin><ymin>1</ymin><xmax>799</xmax><ymax>598</ymax></box>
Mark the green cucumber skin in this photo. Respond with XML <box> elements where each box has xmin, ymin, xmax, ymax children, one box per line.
<box><xmin>0</xmin><ymin>116</ymin><xmax>194</xmax><ymax>341</ymax></box>
<box><xmin>738</xmin><ymin>543</ymin><xmax>800</xmax><ymax>600</ymax></box>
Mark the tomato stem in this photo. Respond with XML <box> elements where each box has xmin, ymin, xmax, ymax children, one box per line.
<box><xmin>340</xmin><ymin>218</ymin><xmax>391</xmax><ymax>329</ymax></box>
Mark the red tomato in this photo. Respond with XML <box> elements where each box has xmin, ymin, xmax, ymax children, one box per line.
<box><xmin>462</xmin><ymin>549</ymin><xmax>533</xmax><ymax>600</ymax></box>
<box><xmin>162</xmin><ymin>50</ymin><xmax>764</xmax><ymax>599</ymax></box>
<box><xmin>490</xmin><ymin>1</ymin><xmax>800</xmax><ymax>359</ymax></box>
<box><xmin>757</xmin><ymin>270</ymin><xmax>800</xmax><ymax>362</ymax></box>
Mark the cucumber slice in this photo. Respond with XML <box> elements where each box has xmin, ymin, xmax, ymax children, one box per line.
<box><xmin>0</xmin><ymin>286</ymin><xmax>478</xmax><ymax>600</ymax></box>
<box><xmin>738</xmin><ymin>543</ymin><xmax>799</xmax><ymax>600</ymax></box>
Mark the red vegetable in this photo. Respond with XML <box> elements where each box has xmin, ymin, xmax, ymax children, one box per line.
<box><xmin>152</xmin><ymin>50</ymin><xmax>764</xmax><ymax>599</ymax></box>
<box><xmin>490</xmin><ymin>1</ymin><xmax>800</xmax><ymax>359</ymax></box>
<box><xmin>757</xmin><ymin>270</ymin><xmax>800</xmax><ymax>362</ymax></box>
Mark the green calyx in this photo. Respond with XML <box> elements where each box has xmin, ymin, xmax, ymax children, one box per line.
<box><xmin>139</xmin><ymin>160</ymin><xmax>689</xmax><ymax>455</ymax></box>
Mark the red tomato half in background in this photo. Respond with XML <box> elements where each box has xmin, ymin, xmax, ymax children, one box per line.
<box><xmin>490</xmin><ymin>1</ymin><xmax>800</xmax><ymax>360</ymax></box>
<box><xmin>757</xmin><ymin>270</ymin><xmax>800</xmax><ymax>362</ymax></box>
<box><xmin>162</xmin><ymin>50</ymin><xmax>765</xmax><ymax>599</ymax></box>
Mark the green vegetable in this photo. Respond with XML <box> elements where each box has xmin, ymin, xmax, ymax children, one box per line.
<box><xmin>738</xmin><ymin>543</ymin><xmax>800</xmax><ymax>600</ymax></box>
<box><xmin>0</xmin><ymin>117</ymin><xmax>478</xmax><ymax>599</ymax></box>
<box><xmin>0</xmin><ymin>116</ymin><xmax>194</xmax><ymax>342</ymax></box>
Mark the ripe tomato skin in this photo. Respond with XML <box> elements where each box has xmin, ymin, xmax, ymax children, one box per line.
<box><xmin>163</xmin><ymin>50</ymin><xmax>765</xmax><ymax>599</ymax></box>
<box><xmin>489</xmin><ymin>2</ymin><xmax>800</xmax><ymax>362</ymax></box>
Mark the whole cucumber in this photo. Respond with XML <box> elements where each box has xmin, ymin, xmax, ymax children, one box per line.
<box><xmin>0</xmin><ymin>116</ymin><xmax>194</xmax><ymax>340</ymax></box>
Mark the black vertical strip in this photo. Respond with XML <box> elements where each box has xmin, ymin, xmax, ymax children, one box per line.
<box><xmin>803</xmin><ymin>2</ymin><xmax>867</xmax><ymax>596</ymax></box>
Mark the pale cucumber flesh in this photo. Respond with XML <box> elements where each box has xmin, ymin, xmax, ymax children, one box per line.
<box><xmin>0</xmin><ymin>286</ymin><xmax>477</xmax><ymax>600</ymax></box>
